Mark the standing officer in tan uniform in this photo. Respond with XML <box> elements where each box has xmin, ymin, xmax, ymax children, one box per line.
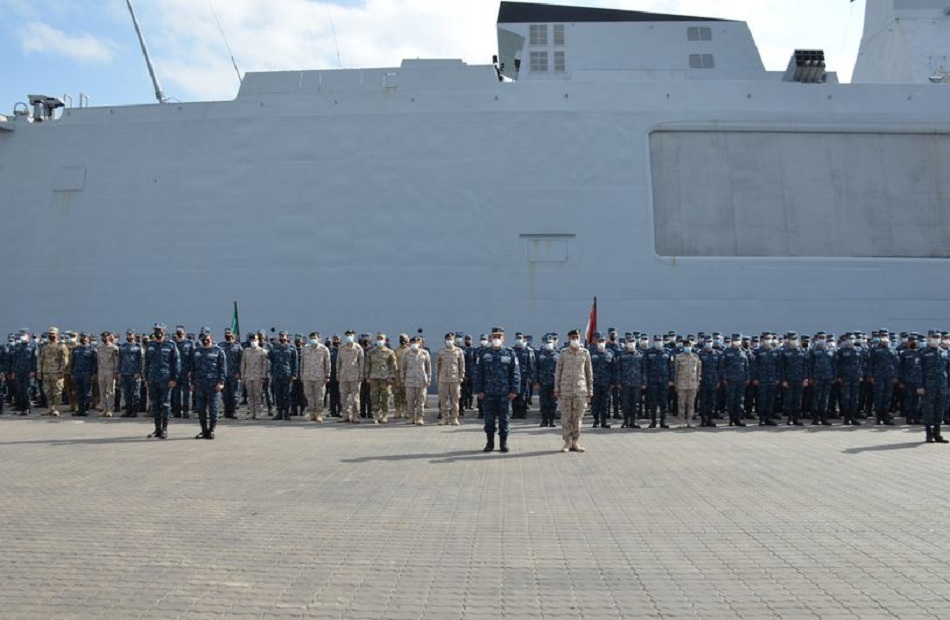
<box><xmin>674</xmin><ymin>340</ymin><xmax>702</xmax><ymax>428</ymax></box>
<box><xmin>38</xmin><ymin>327</ymin><xmax>70</xmax><ymax>417</ymax></box>
<box><xmin>437</xmin><ymin>332</ymin><xmax>465</xmax><ymax>426</ymax></box>
<box><xmin>300</xmin><ymin>331</ymin><xmax>331</xmax><ymax>423</ymax></box>
<box><xmin>336</xmin><ymin>330</ymin><xmax>365</xmax><ymax>423</ymax></box>
<box><xmin>393</xmin><ymin>334</ymin><xmax>410</xmax><ymax>419</ymax></box>
<box><xmin>364</xmin><ymin>332</ymin><xmax>397</xmax><ymax>424</ymax></box>
<box><xmin>240</xmin><ymin>333</ymin><xmax>270</xmax><ymax>419</ymax></box>
<box><xmin>554</xmin><ymin>328</ymin><xmax>593</xmax><ymax>452</ymax></box>
<box><xmin>97</xmin><ymin>331</ymin><xmax>120</xmax><ymax>417</ymax></box>
<box><xmin>401</xmin><ymin>336</ymin><xmax>431</xmax><ymax>425</ymax></box>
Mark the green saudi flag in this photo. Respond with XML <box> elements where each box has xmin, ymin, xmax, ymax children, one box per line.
<box><xmin>230</xmin><ymin>301</ymin><xmax>240</xmax><ymax>341</ymax></box>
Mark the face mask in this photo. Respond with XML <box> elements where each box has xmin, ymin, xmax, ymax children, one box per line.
<box><xmin>789</xmin><ymin>339</ymin><xmax>799</xmax><ymax>348</ymax></box>
<box><xmin>515</xmin><ymin>340</ymin><xmax>524</xmax><ymax>348</ymax></box>
<box><xmin>596</xmin><ymin>343</ymin><xmax>606</xmax><ymax>352</ymax></box>
<box><xmin>626</xmin><ymin>343</ymin><xmax>636</xmax><ymax>352</ymax></box>
<box><xmin>456</xmin><ymin>338</ymin><xmax>463</xmax><ymax>346</ymax></box>
<box><xmin>309</xmin><ymin>339</ymin><xmax>318</xmax><ymax>345</ymax></box>
<box><xmin>703</xmin><ymin>342</ymin><xmax>712</xmax><ymax>350</ymax></box>
<box><xmin>445</xmin><ymin>340</ymin><xmax>454</xmax><ymax>347</ymax></box>
<box><xmin>683</xmin><ymin>347</ymin><xmax>692</xmax><ymax>354</ymax></box>
<box><xmin>545</xmin><ymin>342</ymin><xmax>555</xmax><ymax>351</ymax></box>
<box><xmin>480</xmin><ymin>340</ymin><xmax>488</xmax><ymax>347</ymax></box>
<box><xmin>731</xmin><ymin>342</ymin><xmax>740</xmax><ymax>349</ymax></box>
<box><xmin>654</xmin><ymin>342</ymin><xmax>663</xmax><ymax>350</ymax></box>
<box><xmin>250</xmin><ymin>341</ymin><xmax>259</xmax><ymax>348</ymax></box>
<box><xmin>345</xmin><ymin>336</ymin><xmax>354</xmax><ymax>344</ymax></box>
<box><xmin>376</xmin><ymin>340</ymin><xmax>385</xmax><ymax>347</ymax></box>
<box><xmin>410</xmin><ymin>343</ymin><xmax>419</xmax><ymax>351</ymax></box>
<box><xmin>640</xmin><ymin>340</ymin><xmax>649</xmax><ymax>348</ymax></box>
<box><xmin>929</xmin><ymin>338</ymin><xmax>940</xmax><ymax>347</ymax></box>
<box><xmin>569</xmin><ymin>339</ymin><xmax>580</xmax><ymax>349</ymax></box>
<box><xmin>492</xmin><ymin>338</ymin><xmax>502</xmax><ymax>348</ymax></box>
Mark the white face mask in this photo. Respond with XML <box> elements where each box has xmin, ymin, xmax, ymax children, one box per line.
<box><xmin>492</xmin><ymin>338</ymin><xmax>502</xmax><ymax>348</ymax></box>
<box><xmin>376</xmin><ymin>340</ymin><xmax>385</xmax><ymax>347</ymax></box>
<box><xmin>345</xmin><ymin>336</ymin><xmax>354</xmax><ymax>344</ymax></box>
<box><xmin>480</xmin><ymin>340</ymin><xmax>488</xmax><ymax>347</ymax></box>
<box><xmin>515</xmin><ymin>339</ymin><xmax>524</xmax><ymax>348</ymax></box>
<box><xmin>410</xmin><ymin>343</ymin><xmax>419</xmax><ymax>351</ymax></box>
<box><xmin>596</xmin><ymin>343</ymin><xmax>606</xmax><ymax>352</ymax></box>
<box><xmin>683</xmin><ymin>347</ymin><xmax>692</xmax><ymax>354</ymax></box>
<box><xmin>445</xmin><ymin>340</ymin><xmax>454</xmax><ymax>347</ymax></box>
<box><xmin>626</xmin><ymin>343</ymin><xmax>636</xmax><ymax>352</ymax></box>
<box><xmin>569</xmin><ymin>339</ymin><xmax>580</xmax><ymax>349</ymax></box>
<box><xmin>309</xmin><ymin>339</ymin><xmax>318</xmax><ymax>345</ymax></box>
<box><xmin>654</xmin><ymin>342</ymin><xmax>663</xmax><ymax>350</ymax></box>
<box><xmin>544</xmin><ymin>342</ymin><xmax>555</xmax><ymax>351</ymax></box>
<box><xmin>250</xmin><ymin>341</ymin><xmax>259</xmax><ymax>349</ymax></box>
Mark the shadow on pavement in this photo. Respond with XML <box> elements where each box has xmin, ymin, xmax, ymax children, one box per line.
<box><xmin>341</xmin><ymin>449</ymin><xmax>557</xmax><ymax>464</ymax></box>
<box><xmin>842</xmin><ymin>441</ymin><xmax>924</xmax><ymax>454</ymax></box>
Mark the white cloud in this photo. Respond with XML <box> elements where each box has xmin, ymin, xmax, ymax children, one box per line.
<box><xmin>19</xmin><ymin>21</ymin><xmax>118</xmax><ymax>64</ymax></box>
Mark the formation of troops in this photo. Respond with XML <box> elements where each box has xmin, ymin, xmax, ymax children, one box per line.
<box><xmin>2</xmin><ymin>324</ymin><xmax>950</xmax><ymax>449</ymax></box>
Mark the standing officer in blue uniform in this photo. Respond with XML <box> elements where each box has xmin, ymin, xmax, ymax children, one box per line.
<box><xmin>752</xmin><ymin>334</ymin><xmax>780</xmax><ymax>426</ymax></box>
<box><xmin>779</xmin><ymin>332</ymin><xmax>807</xmax><ymax>426</ymax></box>
<box><xmin>606</xmin><ymin>328</ymin><xmax>623</xmax><ymax>420</ymax></box>
<box><xmin>836</xmin><ymin>335</ymin><xmax>865</xmax><ymax>426</ymax></box>
<box><xmin>269</xmin><ymin>331</ymin><xmax>298</xmax><ymax>420</ymax></box>
<box><xmin>589</xmin><ymin>332</ymin><xmax>617</xmax><ymax>429</ymax></box>
<box><xmin>218</xmin><ymin>327</ymin><xmax>243</xmax><ymax>419</ymax></box>
<box><xmin>919</xmin><ymin>330</ymin><xmax>949</xmax><ymax>443</ymax></box>
<box><xmin>192</xmin><ymin>328</ymin><xmax>227</xmax><ymax>440</ymax></box>
<box><xmin>900</xmin><ymin>336</ymin><xmax>923</xmax><ymax>425</ymax></box>
<box><xmin>698</xmin><ymin>338</ymin><xmax>722</xmax><ymax>427</ymax></box>
<box><xmin>644</xmin><ymin>335</ymin><xmax>673</xmax><ymax>429</ymax></box>
<box><xmin>534</xmin><ymin>333</ymin><xmax>559</xmax><ymax>428</ymax></box>
<box><xmin>618</xmin><ymin>333</ymin><xmax>646</xmax><ymax>429</ymax></box>
<box><xmin>118</xmin><ymin>328</ymin><xmax>144</xmax><ymax>417</ymax></box>
<box><xmin>0</xmin><ymin>337</ymin><xmax>7</xmax><ymax>415</ymax></box>
<box><xmin>9</xmin><ymin>329</ymin><xmax>37</xmax><ymax>415</ymax></box>
<box><xmin>869</xmin><ymin>334</ymin><xmax>899</xmax><ymax>425</ymax></box>
<box><xmin>512</xmin><ymin>332</ymin><xmax>535</xmax><ymax>420</ymax></box>
<box><xmin>69</xmin><ymin>333</ymin><xmax>98</xmax><ymax>417</ymax></box>
<box><xmin>720</xmin><ymin>334</ymin><xmax>749</xmax><ymax>427</ymax></box>
<box><xmin>144</xmin><ymin>323</ymin><xmax>181</xmax><ymax>439</ymax></box>
<box><xmin>172</xmin><ymin>326</ymin><xmax>193</xmax><ymax>418</ymax></box>
<box><xmin>461</xmin><ymin>334</ymin><xmax>476</xmax><ymax>412</ymax></box>
<box><xmin>807</xmin><ymin>332</ymin><xmax>836</xmax><ymax>426</ymax></box>
<box><xmin>474</xmin><ymin>327</ymin><xmax>520</xmax><ymax>453</ymax></box>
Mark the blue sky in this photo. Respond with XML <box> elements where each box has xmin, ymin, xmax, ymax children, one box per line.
<box><xmin>0</xmin><ymin>0</ymin><xmax>867</xmax><ymax>111</ymax></box>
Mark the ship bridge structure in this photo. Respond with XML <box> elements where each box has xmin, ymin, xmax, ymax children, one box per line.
<box><xmin>0</xmin><ymin>1</ymin><xmax>948</xmax><ymax>337</ymax></box>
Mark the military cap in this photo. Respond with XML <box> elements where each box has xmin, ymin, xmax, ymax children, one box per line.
<box><xmin>928</xmin><ymin>329</ymin><xmax>940</xmax><ymax>337</ymax></box>
<box><xmin>490</xmin><ymin>327</ymin><xmax>505</xmax><ymax>335</ymax></box>
<box><xmin>187</xmin><ymin>333</ymin><xmax>195</xmax><ymax>340</ymax></box>
<box><xmin>101</xmin><ymin>331</ymin><xmax>110</xmax><ymax>338</ymax></box>
<box><xmin>653</xmin><ymin>334</ymin><xmax>663</xmax><ymax>340</ymax></box>
<box><xmin>545</xmin><ymin>333</ymin><xmax>556</xmax><ymax>341</ymax></box>
<box><xmin>48</xmin><ymin>326</ymin><xmax>59</xmax><ymax>335</ymax></box>
<box><xmin>786</xmin><ymin>331</ymin><xmax>798</xmax><ymax>339</ymax></box>
<box><xmin>686</xmin><ymin>334</ymin><xmax>696</xmax><ymax>342</ymax></box>
<box><xmin>409</xmin><ymin>336</ymin><xmax>421</xmax><ymax>343</ymax></box>
<box><xmin>78</xmin><ymin>332</ymin><xmax>88</xmax><ymax>339</ymax></box>
<box><xmin>278</xmin><ymin>330</ymin><xmax>289</xmax><ymax>337</ymax></box>
<box><xmin>814</xmin><ymin>332</ymin><xmax>826</xmax><ymax>339</ymax></box>
<box><xmin>224</xmin><ymin>327</ymin><xmax>233</xmax><ymax>334</ymax></box>
<box><xmin>479</xmin><ymin>333</ymin><xmax>488</xmax><ymax>339</ymax></box>
<box><xmin>294</xmin><ymin>334</ymin><xmax>304</xmax><ymax>341</ymax></box>
<box><xmin>198</xmin><ymin>326</ymin><xmax>211</xmax><ymax>335</ymax></box>
<box><xmin>826</xmin><ymin>333</ymin><xmax>835</xmax><ymax>340</ymax></box>
<box><xmin>639</xmin><ymin>333</ymin><xmax>650</xmax><ymax>340</ymax></box>
<box><xmin>464</xmin><ymin>334</ymin><xmax>472</xmax><ymax>339</ymax></box>
<box><xmin>567</xmin><ymin>329</ymin><xmax>580</xmax><ymax>337</ymax></box>
<box><xmin>359</xmin><ymin>333</ymin><xmax>371</xmax><ymax>341</ymax></box>
<box><xmin>153</xmin><ymin>322</ymin><xmax>167</xmax><ymax>331</ymax></box>
<box><xmin>444</xmin><ymin>332</ymin><xmax>455</xmax><ymax>339</ymax></box>
<box><xmin>126</xmin><ymin>328</ymin><xmax>136</xmax><ymax>334</ymax></box>
<box><xmin>332</xmin><ymin>334</ymin><xmax>342</xmax><ymax>341</ymax></box>
<box><xmin>515</xmin><ymin>332</ymin><xmax>524</xmax><ymax>338</ymax></box>
<box><xmin>731</xmin><ymin>333</ymin><xmax>741</xmax><ymax>340</ymax></box>
<box><xmin>18</xmin><ymin>327</ymin><xmax>29</xmax><ymax>335</ymax></box>
<box><xmin>624</xmin><ymin>332</ymin><xmax>633</xmax><ymax>340</ymax></box>
<box><xmin>592</xmin><ymin>331</ymin><xmax>603</xmax><ymax>340</ymax></box>
<box><xmin>549</xmin><ymin>332</ymin><xmax>558</xmax><ymax>339</ymax></box>
<box><xmin>377</xmin><ymin>332</ymin><xmax>388</xmax><ymax>339</ymax></box>
<box><xmin>175</xmin><ymin>325</ymin><xmax>185</xmax><ymax>333</ymax></box>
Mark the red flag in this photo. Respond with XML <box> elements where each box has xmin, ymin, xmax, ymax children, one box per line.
<box><xmin>584</xmin><ymin>297</ymin><xmax>597</xmax><ymax>344</ymax></box>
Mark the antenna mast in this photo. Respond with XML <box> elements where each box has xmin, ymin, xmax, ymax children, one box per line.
<box><xmin>125</xmin><ymin>0</ymin><xmax>166</xmax><ymax>104</ymax></box>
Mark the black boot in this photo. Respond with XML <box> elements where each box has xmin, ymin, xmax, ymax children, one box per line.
<box><xmin>926</xmin><ymin>425</ymin><xmax>935</xmax><ymax>443</ymax></box>
<box><xmin>196</xmin><ymin>419</ymin><xmax>208</xmax><ymax>439</ymax></box>
<box><xmin>207</xmin><ymin>421</ymin><xmax>216</xmax><ymax>440</ymax></box>
<box><xmin>483</xmin><ymin>433</ymin><xmax>494</xmax><ymax>453</ymax></box>
<box><xmin>934</xmin><ymin>425</ymin><xmax>949</xmax><ymax>444</ymax></box>
<box><xmin>499</xmin><ymin>436</ymin><xmax>509</xmax><ymax>453</ymax></box>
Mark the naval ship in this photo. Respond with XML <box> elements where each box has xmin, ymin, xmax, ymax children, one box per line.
<box><xmin>0</xmin><ymin>1</ymin><xmax>948</xmax><ymax>338</ymax></box>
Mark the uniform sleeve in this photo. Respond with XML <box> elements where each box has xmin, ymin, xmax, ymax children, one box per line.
<box><xmin>217</xmin><ymin>350</ymin><xmax>227</xmax><ymax>383</ymax></box>
<box><xmin>424</xmin><ymin>352</ymin><xmax>432</xmax><ymax>384</ymax></box>
<box><xmin>457</xmin><ymin>349</ymin><xmax>465</xmax><ymax>380</ymax></box>
<box><xmin>91</xmin><ymin>350</ymin><xmax>99</xmax><ymax>374</ymax></box>
<box><xmin>69</xmin><ymin>349</ymin><xmax>77</xmax><ymax>374</ymax></box>
<box><xmin>554</xmin><ymin>355</ymin><xmax>563</xmax><ymax>392</ymax></box>
<box><xmin>291</xmin><ymin>347</ymin><xmax>298</xmax><ymax>377</ymax></box>
<box><xmin>510</xmin><ymin>352</ymin><xmax>521</xmax><ymax>393</ymax></box>
<box><xmin>170</xmin><ymin>344</ymin><xmax>181</xmax><ymax>382</ymax></box>
<box><xmin>584</xmin><ymin>352</ymin><xmax>594</xmax><ymax>394</ymax></box>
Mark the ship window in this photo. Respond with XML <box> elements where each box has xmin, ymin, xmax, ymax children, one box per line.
<box><xmin>530</xmin><ymin>51</ymin><xmax>549</xmax><ymax>73</ymax></box>
<box><xmin>529</xmin><ymin>24</ymin><xmax>548</xmax><ymax>46</ymax></box>
<box><xmin>689</xmin><ymin>54</ymin><xmax>715</xmax><ymax>69</ymax></box>
<box><xmin>687</xmin><ymin>27</ymin><xmax>713</xmax><ymax>41</ymax></box>
<box><xmin>553</xmin><ymin>24</ymin><xmax>565</xmax><ymax>46</ymax></box>
<box><xmin>554</xmin><ymin>51</ymin><xmax>566</xmax><ymax>73</ymax></box>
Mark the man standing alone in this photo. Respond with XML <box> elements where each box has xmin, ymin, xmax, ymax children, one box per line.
<box><xmin>555</xmin><ymin>329</ymin><xmax>592</xmax><ymax>452</ymax></box>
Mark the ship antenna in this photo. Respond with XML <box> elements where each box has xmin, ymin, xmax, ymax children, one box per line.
<box><xmin>125</xmin><ymin>0</ymin><xmax>166</xmax><ymax>104</ymax></box>
<box><xmin>208</xmin><ymin>0</ymin><xmax>243</xmax><ymax>85</ymax></box>
<box><xmin>325</xmin><ymin>3</ymin><xmax>343</xmax><ymax>67</ymax></box>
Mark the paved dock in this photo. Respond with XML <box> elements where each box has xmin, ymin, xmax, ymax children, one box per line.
<box><xmin>1</xmin><ymin>408</ymin><xmax>950</xmax><ymax>619</ymax></box>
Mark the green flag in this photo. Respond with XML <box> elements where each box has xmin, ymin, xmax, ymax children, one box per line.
<box><xmin>230</xmin><ymin>301</ymin><xmax>240</xmax><ymax>340</ymax></box>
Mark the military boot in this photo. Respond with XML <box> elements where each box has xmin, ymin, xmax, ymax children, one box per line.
<box><xmin>499</xmin><ymin>436</ymin><xmax>509</xmax><ymax>453</ymax></box>
<box><xmin>561</xmin><ymin>438</ymin><xmax>571</xmax><ymax>452</ymax></box>
<box><xmin>207</xmin><ymin>420</ymin><xmax>216</xmax><ymax>440</ymax></box>
<box><xmin>482</xmin><ymin>433</ymin><xmax>494</xmax><ymax>453</ymax></box>
<box><xmin>196</xmin><ymin>419</ymin><xmax>208</xmax><ymax>439</ymax></box>
<box><xmin>934</xmin><ymin>425</ymin><xmax>949</xmax><ymax>444</ymax></box>
<box><xmin>570</xmin><ymin>439</ymin><xmax>586</xmax><ymax>453</ymax></box>
<box><xmin>925</xmin><ymin>426</ymin><xmax>934</xmax><ymax>443</ymax></box>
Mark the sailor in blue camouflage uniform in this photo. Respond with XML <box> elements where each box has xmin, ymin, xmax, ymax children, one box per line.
<box><xmin>698</xmin><ymin>337</ymin><xmax>722</xmax><ymax>427</ymax></box>
<box><xmin>618</xmin><ymin>333</ymin><xmax>645</xmax><ymax>429</ymax></box>
<box><xmin>144</xmin><ymin>323</ymin><xmax>181</xmax><ymax>439</ymax></box>
<box><xmin>752</xmin><ymin>333</ymin><xmax>780</xmax><ymax>426</ymax></box>
<box><xmin>268</xmin><ymin>331</ymin><xmax>298</xmax><ymax>420</ymax></box>
<box><xmin>172</xmin><ymin>326</ymin><xmax>193</xmax><ymax>418</ymax></box>
<box><xmin>900</xmin><ymin>335</ymin><xmax>923</xmax><ymax>424</ymax></box>
<box><xmin>9</xmin><ymin>329</ymin><xmax>37</xmax><ymax>415</ymax></box>
<box><xmin>511</xmin><ymin>332</ymin><xmax>535</xmax><ymax>420</ymax></box>
<box><xmin>779</xmin><ymin>332</ymin><xmax>807</xmax><ymax>426</ymax></box>
<box><xmin>534</xmin><ymin>333</ymin><xmax>559</xmax><ymax>427</ymax></box>
<box><xmin>589</xmin><ymin>332</ymin><xmax>617</xmax><ymax>429</ymax></box>
<box><xmin>461</xmin><ymin>334</ymin><xmax>475</xmax><ymax>411</ymax></box>
<box><xmin>919</xmin><ymin>330</ymin><xmax>949</xmax><ymax>443</ymax></box>
<box><xmin>192</xmin><ymin>327</ymin><xmax>227</xmax><ymax>440</ymax></box>
<box><xmin>606</xmin><ymin>329</ymin><xmax>623</xmax><ymax>420</ymax></box>
<box><xmin>218</xmin><ymin>327</ymin><xmax>243</xmax><ymax>419</ymax></box>
<box><xmin>644</xmin><ymin>335</ymin><xmax>673</xmax><ymax>428</ymax></box>
<box><xmin>720</xmin><ymin>334</ymin><xmax>749</xmax><ymax>427</ymax></box>
<box><xmin>0</xmin><ymin>337</ymin><xmax>7</xmax><ymax>415</ymax></box>
<box><xmin>869</xmin><ymin>333</ymin><xmax>899</xmax><ymax>425</ymax></box>
<box><xmin>474</xmin><ymin>327</ymin><xmax>520</xmax><ymax>453</ymax></box>
<box><xmin>807</xmin><ymin>332</ymin><xmax>836</xmax><ymax>426</ymax></box>
<box><xmin>118</xmin><ymin>328</ymin><xmax>144</xmax><ymax>417</ymax></box>
<box><xmin>69</xmin><ymin>333</ymin><xmax>98</xmax><ymax>417</ymax></box>
<box><xmin>836</xmin><ymin>334</ymin><xmax>865</xmax><ymax>425</ymax></box>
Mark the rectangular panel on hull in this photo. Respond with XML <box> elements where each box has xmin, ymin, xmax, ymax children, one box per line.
<box><xmin>651</xmin><ymin>131</ymin><xmax>950</xmax><ymax>258</ymax></box>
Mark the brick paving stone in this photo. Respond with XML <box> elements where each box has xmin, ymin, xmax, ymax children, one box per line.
<box><xmin>2</xmin><ymin>412</ymin><xmax>950</xmax><ymax>618</ymax></box>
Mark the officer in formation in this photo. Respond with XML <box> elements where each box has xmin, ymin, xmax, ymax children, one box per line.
<box><xmin>401</xmin><ymin>336</ymin><xmax>431</xmax><ymax>425</ymax></box>
<box><xmin>698</xmin><ymin>338</ymin><xmax>721</xmax><ymax>427</ymax></box>
<box><xmin>919</xmin><ymin>330</ymin><xmax>949</xmax><ymax>443</ymax></box>
<box><xmin>218</xmin><ymin>328</ymin><xmax>243</xmax><ymax>419</ymax></box>
<box><xmin>779</xmin><ymin>333</ymin><xmax>808</xmax><ymax>426</ymax></box>
<box><xmin>364</xmin><ymin>332</ymin><xmax>397</xmax><ymax>424</ymax></box>
<box><xmin>462</xmin><ymin>334</ymin><xmax>476</xmax><ymax>412</ymax></box>
<box><xmin>589</xmin><ymin>332</ymin><xmax>617</xmax><ymax>429</ymax></box>
<box><xmin>436</xmin><ymin>333</ymin><xmax>465</xmax><ymax>426</ymax></box>
<box><xmin>644</xmin><ymin>336</ymin><xmax>673</xmax><ymax>428</ymax></box>
<box><xmin>837</xmin><ymin>335</ymin><xmax>864</xmax><ymax>426</ymax></box>
<box><xmin>240</xmin><ymin>333</ymin><xmax>270</xmax><ymax>420</ymax></box>
<box><xmin>720</xmin><ymin>335</ymin><xmax>749</xmax><ymax>427</ymax></box>
<box><xmin>118</xmin><ymin>329</ymin><xmax>144</xmax><ymax>418</ymax></box>
<box><xmin>8</xmin><ymin>329</ymin><xmax>37</xmax><ymax>415</ymax></box>
<box><xmin>392</xmin><ymin>334</ymin><xmax>410</xmax><ymax>420</ymax></box>
<box><xmin>752</xmin><ymin>334</ymin><xmax>780</xmax><ymax>426</ymax></box>
<box><xmin>336</xmin><ymin>330</ymin><xmax>364</xmax><ymax>423</ymax></box>
<box><xmin>69</xmin><ymin>333</ymin><xmax>98</xmax><ymax>417</ymax></box>
<box><xmin>673</xmin><ymin>340</ymin><xmax>701</xmax><ymax>428</ymax></box>
<box><xmin>534</xmin><ymin>333</ymin><xmax>560</xmax><ymax>428</ymax></box>
<box><xmin>807</xmin><ymin>333</ymin><xmax>837</xmax><ymax>426</ymax></box>
<box><xmin>300</xmin><ymin>331</ymin><xmax>331</xmax><ymax>423</ymax></box>
<box><xmin>554</xmin><ymin>329</ymin><xmax>592</xmax><ymax>452</ymax></box>
<box><xmin>192</xmin><ymin>328</ymin><xmax>226</xmax><ymax>439</ymax></box>
<box><xmin>171</xmin><ymin>326</ymin><xmax>193</xmax><ymax>417</ymax></box>
<box><xmin>144</xmin><ymin>323</ymin><xmax>180</xmax><ymax>439</ymax></box>
<box><xmin>617</xmin><ymin>332</ymin><xmax>645</xmax><ymax>429</ymax></box>
<box><xmin>96</xmin><ymin>331</ymin><xmax>119</xmax><ymax>418</ymax></box>
<box><xmin>268</xmin><ymin>331</ymin><xmax>298</xmax><ymax>420</ymax></box>
<box><xmin>475</xmin><ymin>328</ymin><xmax>520</xmax><ymax>453</ymax></box>
<box><xmin>511</xmin><ymin>333</ymin><xmax>535</xmax><ymax>420</ymax></box>
<box><xmin>869</xmin><ymin>334</ymin><xmax>899</xmax><ymax>425</ymax></box>
<box><xmin>37</xmin><ymin>327</ymin><xmax>70</xmax><ymax>417</ymax></box>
